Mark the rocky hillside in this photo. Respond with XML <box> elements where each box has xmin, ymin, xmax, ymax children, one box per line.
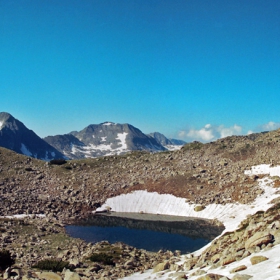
<box><xmin>0</xmin><ymin>112</ymin><xmax>65</xmax><ymax>160</ymax></box>
<box><xmin>1</xmin><ymin>127</ymin><xmax>280</xmax><ymax>279</ymax></box>
<box><xmin>1</xmin><ymin>128</ymin><xmax>280</xmax><ymax>219</ymax></box>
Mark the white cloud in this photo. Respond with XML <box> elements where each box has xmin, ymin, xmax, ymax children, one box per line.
<box><xmin>217</xmin><ymin>124</ymin><xmax>242</xmax><ymax>138</ymax></box>
<box><xmin>178</xmin><ymin>121</ymin><xmax>280</xmax><ymax>143</ymax></box>
<box><xmin>186</xmin><ymin>125</ymin><xmax>215</xmax><ymax>142</ymax></box>
<box><xmin>250</xmin><ymin>121</ymin><xmax>280</xmax><ymax>134</ymax></box>
<box><xmin>178</xmin><ymin>124</ymin><xmax>243</xmax><ymax>142</ymax></box>
<box><xmin>261</xmin><ymin>121</ymin><xmax>280</xmax><ymax>131</ymax></box>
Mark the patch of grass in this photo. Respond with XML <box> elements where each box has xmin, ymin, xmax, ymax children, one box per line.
<box><xmin>182</xmin><ymin>141</ymin><xmax>204</xmax><ymax>151</ymax></box>
<box><xmin>50</xmin><ymin>159</ymin><xmax>67</xmax><ymax>165</ymax></box>
<box><xmin>32</xmin><ymin>258</ymin><xmax>72</xmax><ymax>272</ymax></box>
<box><xmin>25</xmin><ymin>167</ymin><xmax>33</xmax><ymax>171</ymax></box>
<box><xmin>64</xmin><ymin>165</ymin><xmax>72</xmax><ymax>170</ymax></box>
<box><xmin>89</xmin><ymin>253</ymin><xmax>114</xmax><ymax>265</ymax></box>
<box><xmin>89</xmin><ymin>244</ymin><xmax>123</xmax><ymax>266</ymax></box>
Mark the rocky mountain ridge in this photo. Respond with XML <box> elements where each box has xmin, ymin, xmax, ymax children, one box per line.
<box><xmin>0</xmin><ymin>112</ymin><xmax>185</xmax><ymax>160</ymax></box>
<box><xmin>44</xmin><ymin>122</ymin><xmax>168</xmax><ymax>159</ymax></box>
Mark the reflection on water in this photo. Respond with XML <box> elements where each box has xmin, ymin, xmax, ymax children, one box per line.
<box><xmin>66</xmin><ymin>213</ymin><xmax>224</xmax><ymax>253</ymax></box>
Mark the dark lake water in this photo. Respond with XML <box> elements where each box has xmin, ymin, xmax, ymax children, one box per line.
<box><xmin>65</xmin><ymin>213</ymin><xmax>224</xmax><ymax>253</ymax></box>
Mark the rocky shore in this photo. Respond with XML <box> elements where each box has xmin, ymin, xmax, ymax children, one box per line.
<box><xmin>0</xmin><ymin>216</ymin><xmax>179</xmax><ymax>280</ymax></box>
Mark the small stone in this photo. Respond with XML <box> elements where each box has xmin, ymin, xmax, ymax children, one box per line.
<box><xmin>194</xmin><ymin>205</ymin><xmax>206</xmax><ymax>211</ymax></box>
<box><xmin>230</xmin><ymin>265</ymin><xmax>247</xmax><ymax>273</ymax></box>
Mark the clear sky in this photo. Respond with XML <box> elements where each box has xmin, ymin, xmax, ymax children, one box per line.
<box><xmin>1</xmin><ymin>0</ymin><xmax>280</xmax><ymax>142</ymax></box>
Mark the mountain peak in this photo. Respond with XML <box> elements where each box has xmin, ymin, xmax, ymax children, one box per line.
<box><xmin>0</xmin><ymin>112</ymin><xmax>14</xmax><ymax>129</ymax></box>
<box><xmin>148</xmin><ymin>131</ymin><xmax>186</xmax><ymax>149</ymax></box>
<box><xmin>0</xmin><ymin>112</ymin><xmax>65</xmax><ymax>160</ymax></box>
<box><xmin>101</xmin><ymin>122</ymin><xmax>116</xmax><ymax>126</ymax></box>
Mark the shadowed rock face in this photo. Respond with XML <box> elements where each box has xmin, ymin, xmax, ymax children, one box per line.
<box><xmin>0</xmin><ymin>112</ymin><xmax>64</xmax><ymax>160</ymax></box>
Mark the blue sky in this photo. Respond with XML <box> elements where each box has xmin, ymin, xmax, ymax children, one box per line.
<box><xmin>1</xmin><ymin>0</ymin><xmax>280</xmax><ymax>142</ymax></box>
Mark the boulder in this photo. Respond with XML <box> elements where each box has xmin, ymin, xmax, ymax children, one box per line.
<box><xmin>184</xmin><ymin>257</ymin><xmax>199</xmax><ymax>270</ymax></box>
<box><xmin>194</xmin><ymin>205</ymin><xmax>206</xmax><ymax>212</ymax></box>
<box><xmin>153</xmin><ymin>261</ymin><xmax>170</xmax><ymax>273</ymax></box>
<box><xmin>211</xmin><ymin>253</ymin><xmax>221</xmax><ymax>263</ymax></box>
<box><xmin>64</xmin><ymin>269</ymin><xmax>81</xmax><ymax>280</ymax></box>
<box><xmin>36</xmin><ymin>272</ymin><xmax>62</xmax><ymax>280</ymax></box>
<box><xmin>232</xmin><ymin>274</ymin><xmax>252</xmax><ymax>280</ymax></box>
<box><xmin>250</xmin><ymin>255</ymin><xmax>268</xmax><ymax>265</ymax></box>
<box><xmin>221</xmin><ymin>255</ymin><xmax>236</xmax><ymax>266</ymax></box>
<box><xmin>3</xmin><ymin>267</ymin><xmax>11</xmax><ymax>280</ymax></box>
<box><xmin>230</xmin><ymin>265</ymin><xmax>247</xmax><ymax>273</ymax></box>
<box><xmin>245</xmin><ymin>231</ymin><xmax>274</xmax><ymax>249</ymax></box>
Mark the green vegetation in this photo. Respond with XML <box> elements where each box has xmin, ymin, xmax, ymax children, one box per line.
<box><xmin>50</xmin><ymin>159</ymin><xmax>67</xmax><ymax>165</ymax></box>
<box><xmin>25</xmin><ymin>167</ymin><xmax>33</xmax><ymax>171</ymax></box>
<box><xmin>89</xmin><ymin>244</ymin><xmax>123</xmax><ymax>266</ymax></box>
<box><xmin>63</xmin><ymin>165</ymin><xmax>72</xmax><ymax>170</ymax></box>
<box><xmin>32</xmin><ymin>258</ymin><xmax>72</xmax><ymax>272</ymax></box>
<box><xmin>89</xmin><ymin>253</ymin><xmax>115</xmax><ymax>265</ymax></box>
<box><xmin>0</xmin><ymin>250</ymin><xmax>15</xmax><ymax>271</ymax></box>
<box><xmin>182</xmin><ymin>141</ymin><xmax>204</xmax><ymax>151</ymax></box>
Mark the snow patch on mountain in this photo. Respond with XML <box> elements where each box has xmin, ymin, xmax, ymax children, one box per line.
<box><xmin>103</xmin><ymin>122</ymin><xmax>115</xmax><ymax>126</ymax></box>
<box><xmin>0</xmin><ymin>121</ymin><xmax>3</xmax><ymax>130</ymax></box>
<box><xmin>20</xmin><ymin>143</ymin><xmax>33</xmax><ymax>157</ymax></box>
<box><xmin>244</xmin><ymin>164</ymin><xmax>280</xmax><ymax>176</ymax></box>
<box><xmin>69</xmin><ymin>132</ymin><xmax>129</xmax><ymax>157</ymax></box>
<box><xmin>116</xmin><ymin>132</ymin><xmax>128</xmax><ymax>150</ymax></box>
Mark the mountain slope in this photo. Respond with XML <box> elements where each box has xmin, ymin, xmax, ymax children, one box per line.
<box><xmin>0</xmin><ymin>112</ymin><xmax>65</xmax><ymax>160</ymax></box>
<box><xmin>44</xmin><ymin>122</ymin><xmax>167</xmax><ymax>159</ymax></box>
<box><xmin>148</xmin><ymin>132</ymin><xmax>186</xmax><ymax>150</ymax></box>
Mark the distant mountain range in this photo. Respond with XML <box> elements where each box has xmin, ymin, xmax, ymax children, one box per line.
<box><xmin>44</xmin><ymin>123</ymin><xmax>186</xmax><ymax>159</ymax></box>
<box><xmin>0</xmin><ymin>112</ymin><xmax>185</xmax><ymax>160</ymax></box>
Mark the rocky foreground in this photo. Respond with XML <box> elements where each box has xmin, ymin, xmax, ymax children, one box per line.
<box><xmin>0</xmin><ymin>216</ymin><xmax>180</xmax><ymax>279</ymax></box>
<box><xmin>1</xmin><ymin>129</ymin><xmax>280</xmax><ymax>279</ymax></box>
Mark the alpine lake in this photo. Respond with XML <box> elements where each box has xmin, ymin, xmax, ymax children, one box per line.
<box><xmin>66</xmin><ymin>212</ymin><xmax>225</xmax><ymax>254</ymax></box>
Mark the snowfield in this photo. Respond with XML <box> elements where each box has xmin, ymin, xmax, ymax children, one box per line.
<box><xmin>20</xmin><ymin>143</ymin><xmax>33</xmax><ymax>157</ymax></box>
<box><xmin>96</xmin><ymin>164</ymin><xmax>280</xmax><ymax>280</ymax></box>
<box><xmin>70</xmin><ymin>132</ymin><xmax>129</xmax><ymax>157</ymax></box>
